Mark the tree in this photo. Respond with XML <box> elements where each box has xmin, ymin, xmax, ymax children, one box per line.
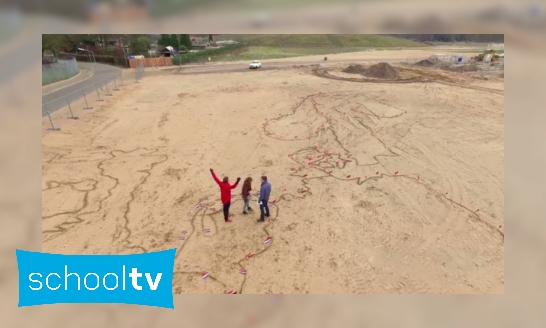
<box><xmin>170</xmin><ymin>34</ymin><xmax>180</xmax><ymax>49</ymax></box>
<box><xmin>130</xmin><ymin>36</ymin><xmax>151</xmax><ymax>56</ymax></box>
<box><xmin>158</xmin><ymin>34</ymin><xmax>172</xmax><ymax>47</ymax></box>
<box><xmin>42</xmin><ymin>34</ymin><xmax>87</xmax><ymax>55</ymax></box>
<box><xmin>157</xmin><ymin>34</ymin><xmax>192</xmax><ymax>50</ymax></box>
<box><xmin>42</xmin><ymin>35</ymin><xmax>62</xmax><ymax>55</ymax></box>
<box><xmin>181</xmin><ymin>34</ymin><xmax>192</xmax><ymax>49</ymax></box>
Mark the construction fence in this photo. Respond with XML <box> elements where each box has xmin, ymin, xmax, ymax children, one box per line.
<box><xmin>42</xmin><ymin>65</ymin><xmax>145</xmax><ymax>134</ymax></box>
<box><xmin>42</xmin><ymin>57</ymin><xmax>79</xmax><ymax>86</ymax></box>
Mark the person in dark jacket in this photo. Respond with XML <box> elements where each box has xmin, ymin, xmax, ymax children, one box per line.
<box><xmin>257</xmin><ymin>176</ymin><xmax>272</xmax><ymax>222</ymax></box>
<box><xmin>241</xmin><ymin>177</ymin><xmax>253</xmax><ymax>215</ymax></box>
<box><xmin>210</xmin><ymin>168</ymin><xmax>240</xmax><ymax>223</ymax></box>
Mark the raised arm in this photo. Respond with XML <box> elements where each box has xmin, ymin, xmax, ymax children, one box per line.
<box><xmin>231</xmin><ymin>177</ymin><xmax>241</xmax><ymax>189</ymax></box>
<box><xmin>210</xmin><ymin>169</ymin><xmax>221</xmax><ymax>185</ymax></box>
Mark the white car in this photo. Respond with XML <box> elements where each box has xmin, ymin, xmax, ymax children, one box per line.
<box><xmin>249</xmin><ymin>60</ymin><xmax>262</xmax><ymax>69</ymax></box>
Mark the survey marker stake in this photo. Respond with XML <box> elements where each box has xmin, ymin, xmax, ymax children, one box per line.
<box><xmin>105</xmin><ymin>82</ymin><xmax>112</xmax><ymax>96</ymax></box>
<box><xmin>82</xmin><ymin>89</ymin><xmax>93</xmax><ymax>110</ymax></box>
<box><xmin>65</xmin><ymin>98</ymin><xmax>79</xmax><ymax>120</ymax></box>
<box><xmin>94</xmin><ymin>83</ymin><xmax>104</xmax><ymax>102</ymax></box>
<box><xmin>44</xmin><ymin>108</ymin><xmax>60</xmax><ymax>131</ymax></box>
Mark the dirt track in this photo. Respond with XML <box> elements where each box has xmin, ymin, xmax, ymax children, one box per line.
<box><xmin>42</xmin><ymin>57</ymin><xmax>504</xmax><ymax>294</ymax></box>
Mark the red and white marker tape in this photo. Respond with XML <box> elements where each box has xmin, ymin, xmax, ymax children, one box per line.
<box><xmin>246</xmin><ymin>253</ymin><xmax>254</xmax><ymax>259</ymax></box>
<box><xmin>195</xmin><ymin>203</ymin><xmax>203</xmax><ymax>209</ymax></box>
<box><xmin>227</xmin><ymin>290</ymin><xmax>238</xmax><ymax>294</ymax></box>
<box><xmin>239</xmin><ymin>269</ymin><xmax>247</xmax><ymax>275</ymax></box>
<box><xmin>202</xmin><ymin>272</ymin><xmax>209</xmax><ymax>279</ymax></box>
<box><xmin>204</xmin><ymin>228</ymin><xmax>211</xmax><ymax>234</ymax></box>
<box><xmin>264</xmin><ymin>237</ymin><xmax>272</xmax><ymax>245</ymax></box>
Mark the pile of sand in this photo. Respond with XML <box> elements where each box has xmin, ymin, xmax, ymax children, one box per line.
<box><xmin>363</xmin><ymin>62</ymin><xmax>400</xmax><ymax>79</ymax></box>
<box><xmin>415</xmin><ymin>59</ymin><xmax>435</xmax><ymax>67</ymax></box>
<box><xmin>342</xmin><ymin>64</ymin><xmax>367</xmax><ymax>74</ymax></box>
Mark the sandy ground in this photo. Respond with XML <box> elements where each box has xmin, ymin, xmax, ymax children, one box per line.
<box><xmin>42</xmin><ymin>52</ymin><xmax>504</xmax><ymax>294</ymax></box>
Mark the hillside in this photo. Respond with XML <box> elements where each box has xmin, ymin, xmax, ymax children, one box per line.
<box><xmin>214</xmin><ymin>34</ymin><xmax>427</xmax><ymax>48</ymax></box>
<box><xmin>391</xmin><ymin>34</ymin><xmax>504</xmax><ymax>43</ymax></box>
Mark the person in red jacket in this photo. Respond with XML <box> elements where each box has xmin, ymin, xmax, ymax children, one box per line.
<box><xmin>210</xmin><ymin>168</ymin><xmax>240</xmax><ymax>223</ymax></box>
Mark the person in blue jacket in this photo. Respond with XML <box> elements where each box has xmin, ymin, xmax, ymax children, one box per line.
<box><xmin>257</xmin><ymin>175</ymin><xmax>272</xmax><ymax>222</ymax></box>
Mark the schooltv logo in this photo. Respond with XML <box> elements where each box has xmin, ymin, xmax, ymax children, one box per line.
<box><xmin>16</xmin><ymin>248</ymin><xmax>176</xmax><ymax>308</ymax></box>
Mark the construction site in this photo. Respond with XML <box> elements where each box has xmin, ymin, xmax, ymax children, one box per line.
<box><xmin>42</xmin><ymin>46</ymin><xmax>504</xmax><ymax>294</ymax></box>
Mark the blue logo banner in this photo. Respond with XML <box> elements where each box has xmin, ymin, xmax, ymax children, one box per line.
<box><xmin>16</xmin><ymin>248</ymin><xmax>176</xmax><ymax>308</ymax></box>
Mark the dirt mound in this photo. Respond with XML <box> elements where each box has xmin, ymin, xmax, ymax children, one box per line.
<box><xmin>342</xmin><ymin>64</ymin><xmax>367</xmax><ymax>74</ymax></box>
<box><xmin>363</xmin><ymin>63</ymin><xmax>400</xmax><ymax>79</ymax></box>
<box><xmin>415</xmin><ymin>59</ymin><xmax>435</xmax><ymax>67</ymax></box>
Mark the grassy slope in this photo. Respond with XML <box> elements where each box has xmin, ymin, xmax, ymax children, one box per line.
<box><xmin>210</xmin><ymin>34</ymin><xmax>427</xmax><ymax>62</ymax></box>
<box><xmin>215</xmin><ymin>34</ymin><xmax>426</xmax><ymax>48</ymax></box>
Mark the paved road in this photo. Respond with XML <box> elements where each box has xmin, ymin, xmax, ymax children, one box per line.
<box><xmin>41</xmin><ymin>63</ymin><xmax>122</xmax><ymax>116</ymax></box>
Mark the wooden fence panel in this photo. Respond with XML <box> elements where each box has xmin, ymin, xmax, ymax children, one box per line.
<box><xmin>128</xmin><ymin>57</ymin><xmax>173</xmax><ymax>68</ymax></box>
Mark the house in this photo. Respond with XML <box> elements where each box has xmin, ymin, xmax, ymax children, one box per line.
<box><xmin>216</xmin><ymin>40</ymin><xmax>238</xmax><ymax>46</ymax></box>
<box><xmin>191</xmin><ymin>44</ymin><xmax>208</xmax><ymax>50</ymax></box>
<box><xmin>190</xmin><ymin>34</ymin><xmax>210</xmax><ymax>50</ymax></box>
<box><xmin>77</xmin><ymin>37</ymin><xmax>128</xmax><ymax>56</ymax></box>
<box><xmin>190</xmin><ymin>35</ymin><xmax>208</xmax><ymax>44</ymax></box>
<box><xmin>160</xmin><ymin>46</ymin><xmax>175</xmax><ymax>57</ymax></box>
